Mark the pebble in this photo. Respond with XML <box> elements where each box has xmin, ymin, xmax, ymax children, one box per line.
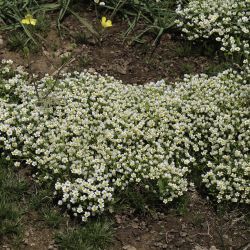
<box><xmin>2</xmin><ymin>246</ymin><xmax>11</xmax><ymax>250</ymax></box>
<box><xmin>131</xmin><ymin>222</ymin><xmax>139</xmax><ymax>229</ymax></box>
<box><xmin>88</xmin><ymin>68</ymin><xmax>96</xmax><ymax>73</ymax></box>
<box><xmin>175</xmin><ymin>239</ymin><xmax>186</xmax><ymax>247</ymax></box>
<box><xmin>194</xmin><ymin>246</ymin><xmax>207</xmax><ymax>250</ymax></box>
<box><xmin>24</xmin><ymin>231</ymin><xmax>30</xmax><ymax>237</ymax></box>
<box><xmin>186</xmin><ymin>237</ymin><xmax>194</xmax><ymax>243</ymax></box>
<box><xmin>210</xmin><ymin>246</ymin><xmax>219</xmax><ymax>250</ymax></box>
<box><xmin>194</xmin><ymin>246</ymin><xmax>219</xmax><ymax>250</ymax></box>
<box><xmin>180</xmin><ymin>231</ymin><xmax>188</xmax><ymax>237</ymax></box>
<box><xmin>154</xmin><ymin>242</ymin><xmax>169</xmax><ymax>248</ymax></box>
<box><xmin>23</xmin><ymin>239</ymin><xmax>29</xmax><ymax>245</ymax></box>
<box><xmin>48</xmin><ymin>245</ymin><xmax>55</xmax><ymax>249</ymax></box>
<box><xmin>0</xmin><ymin>36</ymin><xmax>4</xmax><ymax>48</ymax></box>
<box><xmin>154</xmin><ymin>242</ymin><xmax>163</xmax><ymax>247</ymax></box>
<box><xmin>122</xmin><ymin>245</ymin><xmax>137</xmax><ymax>250</ymax></box>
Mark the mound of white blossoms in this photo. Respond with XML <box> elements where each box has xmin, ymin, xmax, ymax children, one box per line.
<box><xmin>0</xmin><ymin>60</ymin><xmax>249</xmax><ymax>221</ymax></box>
<box><xmin>176</xmin><ymin>0</ymin><xmax>250</xmax><ymax>58</ymax></box>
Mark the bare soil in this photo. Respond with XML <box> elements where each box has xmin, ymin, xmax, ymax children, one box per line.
<box><xmin>111</xmin><ymin>191</ymin><xmax>250</xmax><ymax>250</ymax></box>
<box><xmin>0</xmin><ymin>7</ymin><xmax>214</xmax><ymax>85</ymax></box>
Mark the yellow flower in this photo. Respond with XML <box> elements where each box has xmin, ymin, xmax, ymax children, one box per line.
<box><xmin>101</xmin><ymin>16</ymin><xmax>112</xmax><ymax>28</ymax></box>
<box><xmin>21</xmin><ymin>14</ymin><xmax>37</xmax><ymax>26</ymax></box>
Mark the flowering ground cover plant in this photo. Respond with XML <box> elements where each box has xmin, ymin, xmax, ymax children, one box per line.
<box><xmin>176</xmin><ymin>0</ymin><xmax>250</xmax><ymax>62</ymax></box>
<box><xmin>0</xmin><ymin>59</ymin><xmax>249</xmax><ymax>222</ymax></box>
<box><xmin>0</xmin><ymin>0</ymin><xmax>249</xmax><ymax>227</ymax></box>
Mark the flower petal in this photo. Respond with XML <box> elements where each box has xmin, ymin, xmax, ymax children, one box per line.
<box><xmin>30</xmin><ymin>19</ymin><xmax>37</xmax><ymax>26</ymax></box>
<box><xmin>105</xmin><ymin>20</ymin><xmax>112</xmax><ymax>27</ymax></box>
<box><xmin>21</xmin><ymin>19</ymin><xmax>29</xmax><ymax>25</ymax></box>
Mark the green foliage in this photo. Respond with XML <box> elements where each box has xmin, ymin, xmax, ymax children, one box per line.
<box><xmin>7</xmin><ymin>32</ymin><xmax>27</xmax><ymax>51</ymax></box>
<box><xmin>7</xmin><ymin>32</ymin><xmax>40</xmax><ymax>52</ymax></box>
<box><xmin>42</xmin><ymin>208</ymin><xmax>63</xmax><ymax>228</ymax></box>
<box><xmin>204</xmin><ymin>62</ymin><xmax>233</xmax><ymax>76</ymax></box>
<box><xmin>190</xmin><ymin>213</ymin><xmax>205</xmax><ymax>226</ymax></box>
<box><xmin>172</xmin><ymin>194</ymin><xmax>190</xmax><ymax>216</ymax></box>
<box><xmin>114</xmin><ymin>184</ymin><xmax>160</xmax><ymax>215</ymax></box>
<box><xmin>0</xmin><ymin>0</ymin><xmax>98</xmax><ymax>50</ymax></box>
<box><xmin>102</xmin><ymin>0</ymin><xmax>177</xmax><ymax>44</ymax></box>
<box><xmin>78</xmin><ymin>55</ymin><xmax>91</xmax><ymax>68</ymax></box>
<box><xmin>0</xmin><ymin>159</ymin><xmax>26</xmax><ymax>240</ymax></box>
<box><xmin>74</xmin><ymin>32</ymin><xmax>88</xmax><ymax>44</ymax></box>
<box><xmin>55</xmin><ymin>219</ymin><xmax>114</xmax><ymax>250</ymax></box>
<box><xmin>0</xmin><ymin>161</ymin><xmax>29</xmax><ymax>200</ymax></box>
<box><xmin>29</xmin><ymin>188</ymin><xmax>54</xmax><ymax>210</ymax></box>
<box><xmin>0</xmin><ymin>0</ymin><xmax>42</xmax><ymax>47</ymax></box>
<box><xmin>35</xmin><ymin>12</ymin><xmax>51</xmax><ymax>34</ymax></box>
<box><xmin>179</xmin><ymin>62</ymin><xmax>195</xmax><ymax>76</ymax></box>
<box><xmin>173</xmin><ymin>41</ymin><xmax>193</xmax><ymax>57</ymax></box>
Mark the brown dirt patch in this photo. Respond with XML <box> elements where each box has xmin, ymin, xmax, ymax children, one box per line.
<box><xmin>0</xmin><ymin>8</ymin><xmax>214</xmax><ymax>85</ymax></box>
<box><xmin>110</xmin><ymin>191</ymin><xmax>250</xmax><ymax>250</ymax></box>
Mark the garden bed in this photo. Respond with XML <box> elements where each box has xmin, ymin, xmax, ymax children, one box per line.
<box><xmin>0</xmin><ymin>1</ymin><xmax>249</xmax><ymax>249</ymax></box>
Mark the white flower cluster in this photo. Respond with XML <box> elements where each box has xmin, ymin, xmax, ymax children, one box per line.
<box><xmin>0</xmin><ymin>61</ymin><xmax>190</xmax><ymax>221</ymax></box>
<box><xmin>94</xmin><ymin>0</ymin><xmax>105</xmax><ymax>6</ymax></box>
<box><xmin>176</xmin><ymin>0</ymin><xmax>250</xmax><ymax>61</ymax></box>
<box><xmin>0</xmin><ymin>60</ymin><xmax>249</xmax><ymax>222</ymax></box>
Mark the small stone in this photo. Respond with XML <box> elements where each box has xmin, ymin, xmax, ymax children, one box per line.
<box><xmin>24</xmin><ymin>231</ymin><xmax>30</xmax><ymax>237</ymax></box>
<box><xmin>180</xmin><ymin>231</ymin><xmax>188</xmax><ymax>237</ymax></box>
<box><xmin>210</xmin><ymin>246</ymin><xmax>219</xmax><ymax>250</ymax></box>
<box><xmin>186</xmin><ymin>237</ymin><xmax>194</xmax><ymax>243</ymax></box>
<box><xmin>154</xmin><ymin>242</ymin><xmax>163</xmax><ymax>247</ymax></box>
<box><xmin>0</xmin><ymin>38</ymin><xmax>4</xmax><ymax>48</ymax></box>
<box><xmin>140</xmin><ymin>221</ymin><xmax>146</xmax><ymax>228</ymax></box>
<box><xmin>23</xmin><ymin>239</ymin><xmax>29</xmax><ymax>245</ymax></box>
<box><xmin>123</xmin><ymin>245</ymin><xmax>137</xmax><ymax>250</ymax></box>
<box><xmin>131</xmin><ymin>222</ymin><xmax>139</xmax><ymax>229</ymax></box>
<box><xmin>194</xmin><ymin>246</ymin><xmax>208</xmax><ymax>250</ymax></box>
<box><xmin>2</xmin><ymin>247</ymin><xmax>11</xmax><ymax>250</ymax></box>
<box><xmin>64</xmin><ymin>43</ymin><xmax>74</xmax><ymax>51</ymax></box>
<box><xmin>158</xmin><ymin>213</ymin><xmax>165</xmax><ymax>219</ymax></box>
<box><xmin>115</xmin><ymin>215</ymin><xmax>122</xmax><ymax>224</ymax></box>
<box><xmin>165</xmin><ymin>33</ymin><xmax>172</xmax><ymax>40</ymax></box>
<box><xmin>43</xmin><ymin>50</ymin><xmax>50</xmax><ymax>57</ymax></box>
<box><xmin>88</xmin><ymin>68</ymin><xmax>96</xmax><ymax>73</ymax></box>
<box><xmin>175</xmin><ymin>239</ymin><xmax>185</xmax><ymax>247</ymax></box>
